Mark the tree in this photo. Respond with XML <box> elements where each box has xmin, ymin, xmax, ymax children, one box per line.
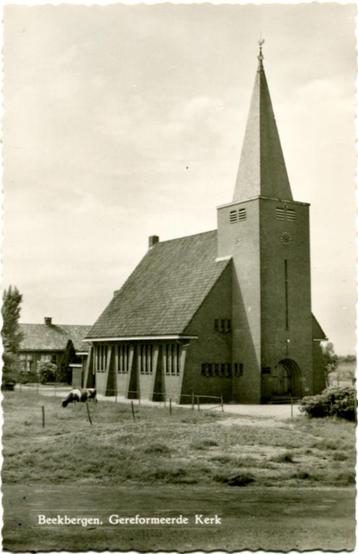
<box><xmin>57</xmin><ymin>339</ymin><xmax>80</xmax><ymax>384</ymax></box>
<box><xmin>2</xmin><ymin>286</ymin><xmax>23</xmax><ymax>384</ymax></box>
<box><xmin>321</xmin><ymin>341</ymin><xmax>338</xmax><ymax>386</ymax></box>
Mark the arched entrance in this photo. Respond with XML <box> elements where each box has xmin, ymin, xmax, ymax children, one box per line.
<box><xmin>261</xmin><ymin>358</ymin><xmax>302</xmax><ymax>402</ymax></box>
<box><xmin>273</xmin><ymin>359</ymin><xmax>302</xmax><ymax>398</ymax></box>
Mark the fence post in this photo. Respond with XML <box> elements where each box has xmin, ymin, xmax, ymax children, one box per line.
<box><xmin>290</xmin><ymin>395</ymin><xmax>293</xmax><ymax>419</ymax></box>
<box><xmin>221</xmin><ymin>394</ymin><xmax>224</xmax><ymax>413</ymax></box>
<box><xmin>131</xmin><ymin>400</ymin><xmax>136</xmax><ymax>421</ymax></box>
<box><xmin>54</xmin><ymin>382</ymin><xmax>57</xmax><ymax>397</ymax></box>
<box><xmin>41</xmin><ymin>405</ymin><xmax>45</xmax><ymax>428</ymax></box>
<box><xmin>191</xmin><ymin>392</ymin><xmax>194</xmax><ymax>411</ymax></box>
<box><xmin>169</xmin><ymin>397</ymin><xmax>172</xmax><ymax>416</ymax></box>
<box><xmin>197</xmin><ymin>396</ymin><xmax>200</xmax><ymax>411</ymax></box>
<box><xmin>86</xmin><ymin>402</ymin><xmax>93</xmax><ymax>425</ymax></box>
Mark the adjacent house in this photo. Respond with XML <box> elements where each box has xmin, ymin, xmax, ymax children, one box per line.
<box><xmin>83</xmin><ymin>46</ymin><xmax>327</xmax><ymax>403</ymax></box>
<box><xmin>18</xmin><ymin>317</ymin><xmax>91</xmax><ymax>385</ymax></box>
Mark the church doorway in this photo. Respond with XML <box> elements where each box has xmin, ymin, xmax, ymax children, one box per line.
<box><xmin>273</xmin><ymin>359</ymin><xmax>302</xmax><ymax>398</ymax></box>
<box><xmin>262</xmin><ymin>358</ymin><xmax>302</xmax><ymax>402</ymax></box>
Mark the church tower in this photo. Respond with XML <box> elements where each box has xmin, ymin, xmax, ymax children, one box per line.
<box><xmin>217</xmin><ymin>43</ymin><xmax>313</xmax><ymax>403</ymax></box>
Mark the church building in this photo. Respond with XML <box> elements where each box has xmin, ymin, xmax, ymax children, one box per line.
<box><xmin>84</xmin><ymin>45</ymin><xmax>327</xmax><ymax>403</ymax></box>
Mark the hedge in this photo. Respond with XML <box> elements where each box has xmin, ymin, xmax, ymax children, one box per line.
<box><xmin>299</xmin><ymin>386</ymin><xmax>356</xmax><ymax>421</ymax></box>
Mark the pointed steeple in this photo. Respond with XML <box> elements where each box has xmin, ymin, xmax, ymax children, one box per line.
<box><xmin>233</xmin><ymin>41</ymin><xmax>293</xmax><ymax>202</ymax></box>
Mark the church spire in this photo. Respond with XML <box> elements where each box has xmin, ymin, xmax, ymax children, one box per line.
<box><xmin>232</xmin><ymin>41</ymin><xmax>293</xmax><ymax>202</ymax></box>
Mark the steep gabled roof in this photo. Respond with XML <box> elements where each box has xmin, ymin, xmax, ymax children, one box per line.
<box><xmin>86</xmin><ymin>230</ymin><xmax>231</xmax><ymax>339</ymax></box>
<box><xmin>312</xmin><ymin>314</ymin><xmax>327</xmax><ymax>340</ymax></box>
<box><xmin>233</xmin><ymin>46</ymin><xmax>293</xmax><ymax>203</ymax></box>
<box><xmin>19</xmin><ymin>324</ymin><xmax>91</xmax><ymax>352</ymax></box>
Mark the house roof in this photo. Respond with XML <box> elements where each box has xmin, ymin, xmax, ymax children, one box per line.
<box><xmin>86</xmin><ymin>230</ymin><xmax>231</xmax><ymax>339</ymax></box>
<box><xmin>19</xmin><ymin>324</ymin><xmax>92</xmax><ymax>352</ymax></box>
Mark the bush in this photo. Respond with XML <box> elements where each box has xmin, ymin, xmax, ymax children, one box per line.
<box><xmin>38</xmin><ymin>362</ymin><xmax>57</xmax><ymax>384</ymax></box>
<box><xmin>300</xmin><ymin>386</ymin><xmax>356</xmax><ymax>421</ymax></box>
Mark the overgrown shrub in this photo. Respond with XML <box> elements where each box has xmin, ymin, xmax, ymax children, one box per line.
<box><xmin>300</xmin><ymin>386</ymin><xmax>356</xmax><ymax>421</ymax></box>
<box><xmin>17</xmin><ymin>370</ymin><xmax>39</xmax><ymax>384</ymax></box>
<box><xmin>38</xmin><ymin>362</ymin><xmax>57</xmax><ymax>384</ymax></box>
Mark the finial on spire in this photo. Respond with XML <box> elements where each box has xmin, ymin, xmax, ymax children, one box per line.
<box><xmin>257</xmin><ymin>37</ymin><xmax>265</xmax><ymax>68</ymax></box>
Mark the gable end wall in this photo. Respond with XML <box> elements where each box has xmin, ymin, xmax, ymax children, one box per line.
<box><xmin>181</xmin><ymin>263</ymin><xmax>233</xmax><ymax>402</ymax></box>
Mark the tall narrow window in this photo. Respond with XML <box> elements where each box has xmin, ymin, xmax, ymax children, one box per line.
<box><xmin>95</xmin><ymin>344</ymin><xmax>107</xmax><ymax>372</ymax></box>
<box><xmin>164</xmin><ymin>344</ymin><xmax>180</xmax><ymax>375</ymax></box>
<box><xmin>139</xmin><ymin>345</ymin><xmax>153</xmax><ymax>374</ymax></box>
<box><xmin>284</xmin><ymin>259</ymin><xmax>289</xmax><ymax>331</ymax></box>
<box><xmin>117</xmin><ymin>344</ymin><xmax>129</xmax><ymax>373</ymax></box>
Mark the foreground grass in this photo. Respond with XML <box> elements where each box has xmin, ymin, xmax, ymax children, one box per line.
<box><xmin>2</xmin><ymin>391</ymin><xmax>356</xmax><ymax>487</ymax></box>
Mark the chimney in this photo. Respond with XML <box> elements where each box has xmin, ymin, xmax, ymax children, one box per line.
<box><xmin>44</xmin><ymin>317</ymin><xmax>52</xmax><ymax>326</ymax></box>
<box><xmin>148</xmin><ymin>235</ymin><xmax>159</xmax><ymax>249</ymax></box>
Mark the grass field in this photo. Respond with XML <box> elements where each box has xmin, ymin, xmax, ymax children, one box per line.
<box><xmin>2</xmin><ymin>390</ymin><xmax>356</xmax><ymax>487</ymax></box>
<box><xmin>2</xmin><ymin>390</ymin><xmax>356</xmax><ymax>552</ymax></box>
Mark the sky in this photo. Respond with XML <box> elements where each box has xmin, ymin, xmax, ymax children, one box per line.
<box><xmin>3</xmin><ymin>3</ymin><xmax>356</xmax><ymax>355</ymax></box>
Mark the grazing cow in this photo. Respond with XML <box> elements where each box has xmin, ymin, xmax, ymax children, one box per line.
<box><xmin>62</xmin><ymin>388</ymin><xmax>97</xmax><ymax>407</ymax></box>
<box><xmin>80</xmin><ymin>388</ymin><xmax>97</xmax><ymax>402</ymax></box>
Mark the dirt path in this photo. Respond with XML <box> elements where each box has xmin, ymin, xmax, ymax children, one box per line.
<box><xmin>3</xmin><ymin>484</ymin><xmax>355</xmax><ymax>552</ymax></box>
<box><xmin>18</xmin><ymin>384</ymin><xmax>302</xmax><ymax>419</ymax></box>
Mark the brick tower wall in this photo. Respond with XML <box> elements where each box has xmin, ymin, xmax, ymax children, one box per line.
<box><xmin>260</xmin><ymin>198</ymin><xmax>313</xmax><ymax>396</ymax></box>
<box><xmin>217</xmin><ymin>199</ymin><xmax>261</xmax><ymax>403</ymax></box>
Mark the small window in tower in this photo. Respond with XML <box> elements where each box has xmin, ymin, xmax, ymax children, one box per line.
<box><xmin>286</xmin><ymin>209</ymin><xmax>296</xmax><ymax>221</ymax></box>
<box><xmin>238</xmin><ymin>208</ymin><xmax>247</xmax><ymax>221</ymax></box>
<box><xmin>262</xmin><ymin>367</ymin><xmax>271</xmax><ymax>375</ymax></box>
<box><xmin>275</xmin><ymin>207</ymin><xmax>285</xmax><ymax>220</ymax></box>
<box><xmin>229</xmin><ymin>210</ymin><xmax>238</xmax><ymax>223</ymax></box>
<box><xmin>225</xmin><ymin>319</ymin><xmax>232</xmax><ymax>333</ymax></box>
<box><xmin>234</xmin><ymin>363</ymin><xmax>239</xmax><ymax>377</ymax></box>
<box><xmin>239</xmin><ymin>363</ymin><xmax>244</xmax><ymax>376</ymax></box>
<box><xmin>214</xmin><ymin>364</ymin><xmax>220</xmax><ymax>377</ymax></box>
<box><xmin>207</xmin><ymin>363</ymin><xmax>213</xmax><ymax>377</ymax></box>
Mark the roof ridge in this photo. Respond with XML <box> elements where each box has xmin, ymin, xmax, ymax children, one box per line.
<box><xmin>157</xmin><ymin>229</ymin><xmax>216</xmax><ymax>245</ymax></box>
<box><xmin>20</xmin><ymin>323</ymin><xmax>91</xmax><ymax>327</ymax></box>
<box><xmin>87</xmin><ymin>228</ymin><xmax>226</xmax><ymax>339</ymax></box>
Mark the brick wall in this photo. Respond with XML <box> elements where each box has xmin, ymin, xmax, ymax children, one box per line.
<box><xmin>217</xmin><ymin>199</ymin><xmax>261</xmax><ymax>403</ymax></box>
<box><xmin>182</xmin><ymin>263</ymin><xmax>233</xmax><ymax>402</ymax></box>
<box><xmin>260</xmin><ymin>199</ymin><xmax>313</xmax><ymax>397</ymax></box>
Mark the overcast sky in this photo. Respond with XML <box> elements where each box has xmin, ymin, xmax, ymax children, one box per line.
<box><xmin>4</xmin><ymin>3</ymin><xmax>356</xmax><ymax>354</ymax></box>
